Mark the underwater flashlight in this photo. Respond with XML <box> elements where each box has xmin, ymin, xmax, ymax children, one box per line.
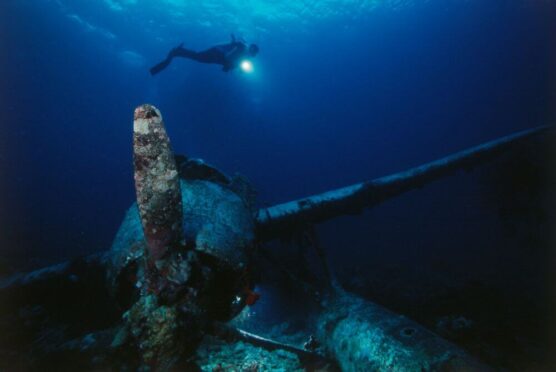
<box><xmin>240</xmin><ymin>60</ymin><xmax>254</xmax><ymax>73</ymax></box>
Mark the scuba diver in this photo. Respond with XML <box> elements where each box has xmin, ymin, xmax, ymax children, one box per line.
<box><xmin>150</xmin><ymin>34</ymin><xmax>259</xmax><ymax>75</ymax></box>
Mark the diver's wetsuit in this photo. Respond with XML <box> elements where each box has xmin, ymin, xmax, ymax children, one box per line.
<box><xmin>150</xmin><ymin>39</ymin><xmax>249</xmax><ymax>75</ymax></box>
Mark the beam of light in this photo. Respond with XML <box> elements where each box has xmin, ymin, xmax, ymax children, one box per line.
<box><xmin>240</xmin><ymin>60</ymin><xmax>254</xmax><ymax>73</ymax></box>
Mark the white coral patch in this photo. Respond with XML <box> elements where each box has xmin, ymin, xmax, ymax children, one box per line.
<box><xmin>134</xmin><ymin>118</ymin><xmax>150</xmax><ymax>134</ymax></box>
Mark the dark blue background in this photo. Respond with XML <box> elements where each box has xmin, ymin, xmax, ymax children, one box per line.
<box><xmin>1</xmin><ymin>0</ymin><xmax>555</xmax><ymax>367</ymax></box>
<box><xmin>0</xmin><ymin>1</ymin><xmax>554</xmax><ymax>280</ymax></box>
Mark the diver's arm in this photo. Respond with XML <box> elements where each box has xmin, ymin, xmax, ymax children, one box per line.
<box><xmin>225</xmin><ymin>46</ymin><xmax>239</xmax><ymax>59</ymax></box>
<box><xmin>222</xmin><ymin>45</ymin><xmax>245</xmax><ymax>72</ymax></box>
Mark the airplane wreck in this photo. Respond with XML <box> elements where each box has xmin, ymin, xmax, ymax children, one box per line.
<box><xmin>0</xmin><ymin>104</ymin><xmax>551</xmax><ymax>370</ymax></box>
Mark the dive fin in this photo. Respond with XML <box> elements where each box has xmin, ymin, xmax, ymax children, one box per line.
<box><xmin>150</xmin><ymin>56</ymin><xmax>172</xmax><ymax>75</ymax></box>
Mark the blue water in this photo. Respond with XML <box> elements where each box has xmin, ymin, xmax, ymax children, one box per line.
<box><xmin>2</xmin><ymin>0</ymin><xmax>553</xmax><ymax>267</ymax></box>
<box><xmin>1</xmin><ymin>0</ymin><xmax>555</xmax><ymax>366</ymax></box>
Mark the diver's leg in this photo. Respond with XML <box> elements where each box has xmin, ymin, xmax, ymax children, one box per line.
<box><xmin>188</xmin><ymin>47</ymin><xmax>225</xmax><ymax>64</ymax></box>
<box><xmin>172</xmin><ymin>46</ymin><xmax>200</xmax><ymax>59</ymax></box>
<box><xmin>150</xmin><ymin>45</ymin><xmax>224</xmax><ymax>75</ymax></box>
<box><xmin>149</xmin><ymin>44</ymin><xmax>197</xmax><ymax>75</ymax></box>
<box><xmin>162</xmin><ymin>46</ymin><xmax>216</xmax><ymax>64</ymax></box>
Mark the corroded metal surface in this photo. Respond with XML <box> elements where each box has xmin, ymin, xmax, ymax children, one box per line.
<box><xmin>181</xmin><ymin>179</ymin><xmax>254</xmax><ymax>268</ymax></box>
<box><xmin>0</xmin><ymin>102</ymin><xmax>550</xmax><ymax>370</ymax></box>
<box><xmin>317</xmin><ymin>288</ymin><xmax>489</xmax><ymax>371</ymax></box>
<box><xmin>110</xmin><ymin>179</ymin><xmax>254</xmax><ymax>275</ymax></box>
<box><xmin>133</xmin><ymin>104</ymin><xmax>183</xmax><ymax>262</ymax></box>
<box><xmin>256</xmin><ymin>125</ymin><xmax>551</xmax><ymax>241</ymax></box>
